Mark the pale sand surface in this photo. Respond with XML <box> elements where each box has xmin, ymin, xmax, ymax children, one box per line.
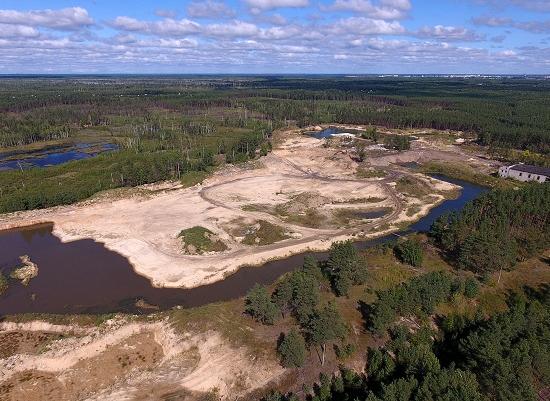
<box><xmin>0</xmin><ymin>128</ymin><xmax>462</xmax><ymax>288</ymax></box>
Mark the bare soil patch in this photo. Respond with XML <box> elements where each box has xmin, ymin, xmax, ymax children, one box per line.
<box><xmin>0</xmin><ymin>126</ymin><xmax>480</xmax><ymax>289</ymax></box>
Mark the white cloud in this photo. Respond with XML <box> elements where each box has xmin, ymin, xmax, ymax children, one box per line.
<box><xmin>473</xmin><ymin>16</ymin><xmax>550</xmax><ymax>34</ymax></box>
<box><xmin>328</xmin><ymin>0</ymin><xmax>411</xmax><ymax>19</ymax></box>
<box><xmin>187</xmin><ymin>1</ymin><xmax>236</xmax><ymax>19</ymax></box>
<box><xmin>381</xmin><ymin>0</ymin><xmax>411</xmax><ymax>10</ymax></box>
<box><xmin>0</xmin><ymin>2</ymin><xmax>546</xmax><ymax>74</ymax></box>
<box><xmin>0</xmin><ymin>7</ymin><xmax>93</xmax><ymax>30</ymax></box>
<box><xmin>330</xmin><ymin>17</ymin><xmax>405</xmax><ymax>35</ymax></box>
<box><xmin>496</xmin><ymin>49</ymin><xmax>517</xmax><ymax>57</ymax></box>
<box><xmin>0</xmin><ymin>23</ymin><xmax>40</xmax><ymax>38</ymax></box>
<box><xmin>244</xmin><ymin>0</ymin><xmax>309</xmax><ymax>11</ymax></box>
<box><xmin>474</xmin><ymin>0</ymin><xmax>550</xmax><ymax>12</ymax></box>
<box><xmin>206</xmin><ymin>20</ymin><xmax>259</xmax><ymax>37</ymax></box>
<box><xmin>416</xmin><ymin>25</ymin><xmax>485</xmax><ymax>41</ymax></box>
<box><xmin>111</xmin><ymin>17</ymin><xmax>201</xmax><ymax>36</ymax></box>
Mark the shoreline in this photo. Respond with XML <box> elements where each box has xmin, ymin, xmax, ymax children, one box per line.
<box><xmin>0</xmin><ymin>127</ymin><xmax>474</xmax><ymax>291</ymax></box>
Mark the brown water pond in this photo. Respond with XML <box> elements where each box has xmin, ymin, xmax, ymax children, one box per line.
<box><xmin>0</xmin><ymin>175</ymin><xmax>486</xmax><ymax>315</ymax></box>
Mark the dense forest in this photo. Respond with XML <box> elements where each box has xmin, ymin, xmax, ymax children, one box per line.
<box><xmin>253</xmin><ymin>238</ymin><xmax>549</xmax><ymax>401</ymax></box>
<box><xmin>1</xmin><ymin>76</ymin><xmax>550</xmax><ymax>152</ymax></box>
<box><xmin>246</xmin><ymin>182</ymin><xmax>549</xmax><ymax>401</ymax></box>
<box><xmin>263</xmin><ymin>290</ymin><xmax>549</xmax><ymax>401</ymax></box>
<box><xmin>0</xmin><ymin>78</ymin><xmax>274</xmax><ymax>213</ymax></box>
<box><xmin>1</xmin><ymin>76</ymin><xmax>549</xmax><ymax>213</ymax></box>
<box><xmin>431</xmin><ymin>184</ymin><xmax>550</xmax><ymax>275</ymax></box>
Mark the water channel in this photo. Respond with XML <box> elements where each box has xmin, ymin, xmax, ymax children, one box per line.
<box><xmin>0</xmin><ymin>175</ymin><xmax>487</xmax><ymax>315</ymax></box>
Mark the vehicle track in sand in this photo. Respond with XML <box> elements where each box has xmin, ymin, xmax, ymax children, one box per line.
<box><xmin>197</xmin><ymin>152</ymin><xmax>407</xmax><ymax>250</ymax></box>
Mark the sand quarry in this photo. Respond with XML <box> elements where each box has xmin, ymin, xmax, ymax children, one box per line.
<box><xmin>0</xmin><ymin>127</ymin><xmax>499</xmax><ymax>401</ymax></box>
<box><xmin>0</xmin><ymin>317</ymin><xmax>284</xmax><ymax>401</ymax></box>
<box><xmin>0</xmin><ymin>127</ymin><xmax>478</xmax><ymax>289</ymax></box>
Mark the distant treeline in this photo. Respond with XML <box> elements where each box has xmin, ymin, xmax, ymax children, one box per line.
<box><xmin>431</xmin><ymin>183</ymin><xmax>550</xmax><ymax>274</ymax></box>
<box><xmin>1</xmin><ymin>77</ymin><xmax>549</xmax><ymax>153</ymax></box>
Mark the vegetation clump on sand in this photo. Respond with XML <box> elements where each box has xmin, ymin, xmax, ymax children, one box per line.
<box><xmin>0</xmin><ymin>272</ymin><xmax>8</xmax><ymax>295</ymax></box>
<box><xmin>178</xmin><ymin>226</ymin><xmax>227</xmax><ymax>254</ymax></box>
<box><xmin>356</xmin><ymin>168</ymin><xmax>387</xmax><ymax>179</ymax></box>
<box><xmin>242</xmin><ymin>220</ymin><xmax>290</xmax><ymax>246</ymax></box>
<box><xmin>10</xmin><ymin>255</ymin><xmax>39</xmax><ymax>286</ymax></box>
<box><xmin>396</xmin><ymin>176</ymin><xmax>432</xmax><ymax>198</ymax></box>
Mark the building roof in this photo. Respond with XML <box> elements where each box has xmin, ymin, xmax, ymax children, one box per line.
<box><xmin>510</xmin><ymin>164</ymin><xmax>550</xmax><ymax>177</ymax></box>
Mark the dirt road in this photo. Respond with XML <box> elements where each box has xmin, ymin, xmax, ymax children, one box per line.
<box><xmin>0</xmin><ymin>129</ymin><xmax>457</xmax><ymax>289</ymax></box>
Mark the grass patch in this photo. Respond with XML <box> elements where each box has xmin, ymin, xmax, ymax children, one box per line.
<box><xmin>421</xmin><ymin>161</ymin><xmax>514</xmax><ymax>189</ymax></box>
<box><xmin>178</xmin><ymin>226</ymin><xmax>227</xmax><ymax>254</ymax></box>
<box><xmin>241</xmin><ymin>203</ymin><xmax>269</xmax><ymax>213</ymax></box>
<box><xmin>0</xmin><ymin>272</ymin><xmax>8</xmax><ymax>295</ymax></box>
<box><xmin>285</xmin><ymin>208</ymin><xmax>325</xmax><ymax>228</ymax></box>
<box><xmin>406</xmin><ymin>205</ymin><xmax>422</xmax><ymax>217</ymax></box>
<box><xmin>170</xmin><ymin>299</ymin><xmax>275</xmax><ymax>357</ymax></box>
<box><xmin>395</xmin><ymin>176</ymin><xmax>431</xmax><ymax>198</ymax></box>
<box><xmin>242</xmin><ymin>220</ymin><xmax>290</xmax><ymax>246</ymax></box>
<box><xmin>0</xmin><ymin>312</ymin><xmax>120</xmax><ymax>327</ymax></box>
<box><xmin>338</xmin><ymin>196</ymin><xmax>387</xmax><ymax>204</ymax></box>
<box><xmin>180</xmin><ymin>170</ymin><xmax>210</xmax><ymax>188</ymax></box>
<box><xmin>356</xmin><ymin>168</ymin><xmax>387</xmax><ymax>179</ymax></box>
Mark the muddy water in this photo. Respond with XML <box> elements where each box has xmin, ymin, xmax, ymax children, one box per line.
<box><xmin>0</xmin><ymin>176</ymin><xmax>486</xmax><ymax>315</ymax></box>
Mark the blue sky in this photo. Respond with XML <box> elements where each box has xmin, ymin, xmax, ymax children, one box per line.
<box><xmin>0</xmin><ymin>0</ymin><xmax>549</xmax><ymax>74</ymax></box>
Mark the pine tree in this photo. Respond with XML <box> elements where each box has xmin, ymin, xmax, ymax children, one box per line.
<box><xmin>278</xmin><ymin>328</ymin><xmax>307</xmax><ymax>368</ymax></box>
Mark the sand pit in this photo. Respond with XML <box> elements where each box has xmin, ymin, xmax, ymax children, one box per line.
<box><xmin>0</xmin><ymin>318</ymin><xmax>283</xmax><ymax>401</ymax></box>
<box><xmin>0</xmin><ymin>128</ymin><xmax>461</xmax><ymax>289</ymax></box>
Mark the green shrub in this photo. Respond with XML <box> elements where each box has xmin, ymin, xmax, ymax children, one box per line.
<box><xmin>0</xmin><ymin>272</ymin><xmax>8</xmax><ymax>295</ymax></box>
<box><xmin>395</xmin><ymin>239</ymin><xmax>424</xmax><ymax>267</ymax></box>
<box><xmin>278</xmin><ymin>329</ymin><xmax>307</xmax><ymax>368</ymax></box>
<box><xmin>463</xmin><ymin>277</ymin><xmax>480</xmax><ymax>298</ymax></box>
<box><xmin>245</xmin><ymin>284</ymin><xmax>279</xmax><ymax>325</ymax></box>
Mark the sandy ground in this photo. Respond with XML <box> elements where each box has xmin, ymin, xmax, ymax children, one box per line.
<box><xmin>0</xmin><ymin>128</ymin><xmax>470</xmax><ymax>289</ymax></box>
<box><xmin>0</xmin><ymin>318</ymin><xmax>283</xmax><ymax>401</ymax></box>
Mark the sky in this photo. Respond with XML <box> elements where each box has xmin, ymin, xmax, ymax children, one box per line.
<box><xmin>0</xmin><ymin>0</ymin><xmax>549</xmax><ymax>74</ymax></box>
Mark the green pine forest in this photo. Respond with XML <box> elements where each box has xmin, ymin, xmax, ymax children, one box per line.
<box><xmin>246</xmin><ymin>182</ymin><xmax>549</xmax><ymax>401</ymax></box>
<box><xmin>1</xmin><ymin>76</ymin><xmax>550</xmax><ymax>213</ymax></box>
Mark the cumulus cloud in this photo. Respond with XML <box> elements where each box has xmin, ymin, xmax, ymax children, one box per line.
<box><xmin>0</xmin><ymin>23</ymin><xmax>40</xmax><ymax>38</ymax></box>
<box><xmin>328</xmin><ymin>0</ymin><xmax>411</xmax><ymax>19</ymax></box>
<box><xmin>187</xmin><ymin>1</ymin><xmax>235</xmax><ymax>19</ymax></box>
<box><xmin>244</xmin><ymin>0</ymin><xmax>309</xmax><ymax>11</ymax></box>
<box><xmin>111</xmin><ymin>16</ymin><xmax>201</xmax><ymax>36</ymax></box>
<box><xmin>474</xmin><ymin>0</ymin><xmax>550</xmax><ymax>12</ymax></box>
<box><xmin>330</xmin><ymin>17</ymin><xmax>405</xmax><ymax>35</ymax></box>
<box><xmin>416</xmin><ymin>25</ymin><xmax>485</xmax><ymax>41</ymax></box>
<box><xmin>474</xmin><ymin>16</ymin><xmax>550</xmax><ymax>33</ymax></box>
<box><xmin>205</xmin><ymin>20</ymin><xmax>259</xmax><ymax>37</ymax></box>
<box><xmin>0</xmin><ymin>3</ymin><xmax>547</xmax><ymax>74</ymax></box>
<box><xmin>0</xmin><ymin>7</ymin><xmax>93</xmax><ymax>30</ymax></box>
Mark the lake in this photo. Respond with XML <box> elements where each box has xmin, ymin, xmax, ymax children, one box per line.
<box><xmin>0</xmin><ymin>142</ymin><xmax>118</xmax><ymax>171</ymax></box>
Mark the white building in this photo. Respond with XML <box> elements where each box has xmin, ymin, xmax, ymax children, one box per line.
<box><xmin>498</xmin><ymin>164</ymin><xmax>550</xmax><ymax>183</ymax></box>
